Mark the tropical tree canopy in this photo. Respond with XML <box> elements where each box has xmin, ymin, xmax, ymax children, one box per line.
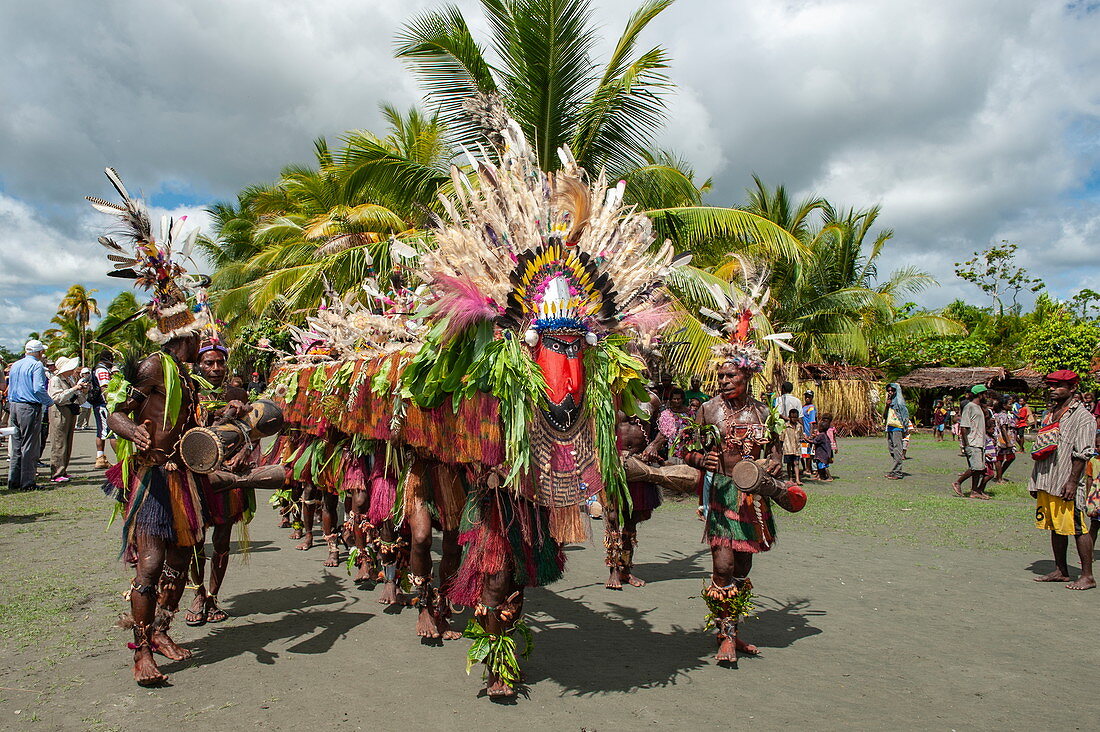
<box><xmin>396</xmin><ymin>0</ymin><xmax>675</xmax><ymax>176</ymax></box>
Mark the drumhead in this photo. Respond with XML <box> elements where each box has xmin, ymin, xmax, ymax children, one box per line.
<box><xmin>180</xmin><ymin>427</ymin><xmax>224</xmax><ymax>474</ymax></box>
<box><xmin>730</xmin><ymin>459</ymin><xmax>763</xmax><ymax>492</ymax></box>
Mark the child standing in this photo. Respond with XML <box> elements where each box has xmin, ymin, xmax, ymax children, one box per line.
<box><xmin>781</xmin><ymin>409</ymin><xmax>802</xmax><ymax>485</ymax></box>
<box><xmin>811</xmin><ymin>413</ymin><xmax>836</xmax><ymax>481</ymax></box>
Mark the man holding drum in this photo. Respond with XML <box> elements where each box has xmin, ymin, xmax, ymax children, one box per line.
<box><xmin>185</xmin><ymin>337</ymin><xmax>252</xmax><ymax>627</ymax></box>
<box><xmin>682</xmin><ymin>269</ymin><xmax>805</xmax><ymax>667</ymax></box>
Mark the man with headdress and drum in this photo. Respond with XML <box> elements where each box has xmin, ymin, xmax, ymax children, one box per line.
<box><xmin>87</xmin><ymin>168</ymin><xmax>213</xmax><ymax>686</ymax></box>
<box><xmin>681</xmin><ymin>263</ymin><xmax>806</xmax><ymax>666</ymax></box>
<box><xmin>184</xmin><ymin>335</ymin><xmax>252</xmax><ymax>626</ymax></box>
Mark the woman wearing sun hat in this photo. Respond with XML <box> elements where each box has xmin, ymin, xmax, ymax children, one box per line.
<box><xmin>46</xmin><ymin>355</ymin><xmax>87</xmax><ymax>482</ymax></box>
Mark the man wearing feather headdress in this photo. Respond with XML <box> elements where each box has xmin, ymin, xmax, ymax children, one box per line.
<box><xmin>87</xmin><ymin>168</ymin><xmax>215</xmax><ymax>686</ymax></box>
<box><xmin>682</xmin><ymin>262</ymin><xmax>805</xmax><ymax>667</ymax></box>
<box><xmin>395</xmin><ymin>117</ymin><xmax>681</xmax><ymax>698</ymax></box>
<box><xmin>184</xmin><ymin>335</ymin><xmax>253</xmax><ymax>627</ymax></box>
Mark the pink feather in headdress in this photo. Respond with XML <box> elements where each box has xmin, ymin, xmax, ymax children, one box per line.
<box><xmin>620</xmin><ymin>302</ymin><xmax>674</xmax><ymax>335</ymax></box>
<box><xmin>433</xmin><ymin>274</ymin><xmax>501</xmax><ymax>340</ymax></box>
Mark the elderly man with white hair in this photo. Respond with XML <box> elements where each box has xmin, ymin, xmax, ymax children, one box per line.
<box><xmin>6</xmin><ymin>340</ymin><xmax>54</xmax><ymax>491</ymax></box>
<box><xmin>47</xmin><ymin>355</ymin><xmax>88</xmax><ymax>483</ymax></box>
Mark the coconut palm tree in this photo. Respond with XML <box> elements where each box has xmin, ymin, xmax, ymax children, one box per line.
<box><xmin>92</xmin><ymin>290</ymin><xmax>156</xmax><ymax>362</ymax></box>
<box><xmin>55</xmin><ymin>284</ymin><xmax>99</xmax><ymax>364</ymax></box>
<box><xmin>203</xmin><ymin>108</ymin><xmax>452</xmax><ymax>332</ymax></box>
<box><xmin>396</xmin><ymin>0</ymin><xmax>675</xmax><ymax>175</ymax></box>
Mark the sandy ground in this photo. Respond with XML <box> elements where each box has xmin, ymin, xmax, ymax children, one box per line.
<box><xmin>2</xmin><ymin>430</ymin><xmax>1099</xmax><ymax>731</ymax></box>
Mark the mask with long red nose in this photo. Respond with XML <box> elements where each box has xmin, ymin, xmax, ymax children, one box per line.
<box><xmin>534</xmin><ymin>331</ymin><xmax>585</xmax><ymax>431</ymax></box>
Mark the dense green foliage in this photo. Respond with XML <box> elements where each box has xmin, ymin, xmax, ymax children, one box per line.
<box><xmin>1022</xmin><ymin>310</ymin><xmax>1100</xmax><ymax>379</ymax></box>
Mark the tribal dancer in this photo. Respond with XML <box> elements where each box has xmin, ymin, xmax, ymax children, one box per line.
<box><xmin>602</xmin><ymin>410</ymin><xmax>662</xmax><ymax>589</ymax></box>
<box><xmin>185</xmin><ymin>336</ymin><xmax>253</xmax><ymax>626</ymax></box>
<box><xmin>682</xmin><ymin>260</ymin><xmax>804</xmax><ymax>667</ymax></box>
<box><xmin>87</xmin><ymin>168</ymin><xmax>212</xmax><ymax>686</ymax></box>
<box><xmin>401</xmin><ymin>116</ymin><xmax>679</xmax><ymax>698</ymax></box>
<box><xmin>406</xmin><ymin>458</ymin><xmax>466</xmax><ymax>640</ymax></box>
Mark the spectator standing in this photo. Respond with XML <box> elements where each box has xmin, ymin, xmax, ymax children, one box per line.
<box><xmin>90</xmin><ymin>351</ymin><xmax>114</xmax><ymax>469</ymax></box>
<box><xmin>993</xmin><ymin>395</ymin><xmax>1018</xmax><ymax>483</ymax></box>
<box><xmin>1014</xmin><ymin>395</ymin><xmax>1033</xmax><ymax>448</ymax></box>
<box><xmin>776</xmin><ymin>381</ymin><xmax>802</xmax><ymax>425</ymax></box>
<box><xmin>1029</xmin><ymin>370</ymin><xmax>1096</xmax><ymax>589</ymax></box>
<box><xmin>47</xmin><ymin>356</ymin><xmax>86</xmax><ymax>483</ymax></box>
<box><xmin>247</xmin><ymin>371</ymin><xmax>267</xmax><ymax>396</ymax></box>
<box><xmin>801</xmin><ymin>390</ymin><xmax>818</xmax><ymax>476</ymax></box>
<box><xmin>953</xmin><ymin>386</ymin><xmax>990</xmax><ymax>498</ymax></box>
<box><xmin>781</xmin><ymin>409</ymin><xmax>802</xmax><ymax>485</ymax></box>
<box><xmin>684</xmin><ymin>375</ymin><xmax>709</xmax><ymax>405</ymax></box>
<box><xmin>75</xmin><ymin>367</ymin><xmax>92</xmax><ymax>429</ymax></box>
<box><xmin>932</xmin><ymin>400</ymin><xmax>947</xmax><ymax>441</ymax></box>
<box><xmin>811</xmin><ymin>413</ymin><xmax>836</xmax><ymax>481</ymax></box>
<box><xmin>884</xmin><ymin>382</ymin><xmax>910</xmax><ymax>480</ymax></box>
<box><xmin>6</xmin><ymin>340</ymin><xmax>53</xmax><ymax>491</ymax></box>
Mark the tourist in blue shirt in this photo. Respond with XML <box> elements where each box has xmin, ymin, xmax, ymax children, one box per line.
<box><xmin>7</xmin><ymin>340</ymin><xmax>53</xmax><ymax>491</ymax></box>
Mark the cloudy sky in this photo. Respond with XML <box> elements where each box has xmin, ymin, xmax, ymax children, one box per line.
<box><xmin>2</xmin><ymin>0</ymin><xmax>1098</xmax><ymax>349</ymax></box>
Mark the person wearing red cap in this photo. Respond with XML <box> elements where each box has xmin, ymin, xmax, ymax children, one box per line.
<box><xmin>1029</xmin><ymin>370</ymin><xmax>1097</xmax><ymax>590</ymax></box>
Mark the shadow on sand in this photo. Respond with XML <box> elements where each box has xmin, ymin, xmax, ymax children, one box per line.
<box><xmin>0</xmin><ymin>510</ymin><xmax>57</xmax><ymax>524</ymax></box>
<box><xmin>520</xmin><ymin>550</ymin><xmax>825</xmax><ymax>695</ymax></box>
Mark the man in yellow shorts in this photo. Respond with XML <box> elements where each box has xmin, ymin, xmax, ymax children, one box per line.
<box><xmin>1029</xmin><ymin>370</ymin><xmax>1097</xmax><ymax>590</ymax></box>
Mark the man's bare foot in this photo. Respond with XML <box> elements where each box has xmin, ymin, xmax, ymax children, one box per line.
<box><xmin>619</xmin><ymin>569</ymin><xmax>646</xmax><ymax>587</ymax></box>
<box><xmin>377</xmin><ymin>581</ymin><xmax>403</xmax><ymax>605</ymax></box>
<box><xmin>486</xmin><ymin>672</ymin><xmax>516</xmax><ymax>699</ymax></box>
<box><xmin>605</xmin><ymin>570</ymin><xmax>623</xmax><ymax>590</ymax></box>
<box><xmin>951</xmin><ymin>482</ymin><xmax>964</xmax><ymax>496</ymax></box>
<box><xmin>295</xmin><ymin>533</ymin><xmax>313</xmax><ymax>551</ymax></box>
<box><xmin>354</xmin><ymin>561</ymin><xmax>374</xmax><ymax>582</ymax></box>
<box><xmin>289</xmin><ymin>528</ymin><xmax>303</xmax><ymax>540</ymax></box>
<box><xmin>736</xmin><ymin>637</ymin><xmax>760</xmax><ymax>655</ymax></box>
<box><xmin>1067</xmin><ymin>575</ymin><xmax>1096</xmax><ymax>590</ymax></box>
<box><xmin>279</xmin><ymin>516</ymin><xmax>291</xmax><ymax>529</ymax></box>
<box><xmin>417</xmin><ymin>608</ymin><xmax>441</xmax><ymax>639</ymax></box>
<box><xmin>323</xmin><ymin>549</ymin><xmax>340</xmax><ymax>567</ymax></box>
<box><xmin>967</xmin><ymin>491</ymin><xmax>992</xmax><ymax>500</ymax></box>
<box><xmin>1034</xmin><ymin>570</ymin><xmax>1072</xmax><ymax>582</ymax></box>
<box><xmin>185</xmin><ymin>592</ymin><xmax>207</xmax><ymax>627</ymax></box>
<box><xmin>715</xmin><ymin>635</ymin><xmax>737</xmax><ymax>663</ymax></box>
<box><xmin>132</xmin><ymin>648</ymin><xmax>168</xmax><ymax>686</ymax></box>
<box><xmin>149</xmin><ymin>631</ymin><xmax>192</xmax><ymax>661</ymax></box>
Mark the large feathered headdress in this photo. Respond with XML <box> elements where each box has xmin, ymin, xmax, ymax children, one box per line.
<box><xmin>287</xmin><ymin>275</ymin><xmax>428</xmax><ymax>360</ymax></box>
<box><xmin>86</xmin><ymin>168</ymin><xmax>211</xmax><ymax>344</ymax></box>
<box><xmin>698</xmin><ymin>256</ymin><xmax>793</xmax><ymax>372</ymax></box>
<box><xmin>419</xmin><ymin>120</ymin><xmax>683</xmax><ymax>342</ymax></box>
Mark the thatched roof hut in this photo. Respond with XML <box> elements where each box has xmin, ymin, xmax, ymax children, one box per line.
<box><xmin>896</xmin><ymin>366</ymin><xmax>1044</xmax><ymax>424</ymax></box>
<box><xmin>897</xmin><ymin>367</ymin><xmax>1043</xmax><ymax>393</ymax></box>
<box><xmin>780</xmin><ymin>363</ymin><xmax>886</xmax><ymax>437</ymax></box>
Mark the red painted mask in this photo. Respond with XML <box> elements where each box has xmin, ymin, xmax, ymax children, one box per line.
<box><xmin>534</xmin><ymin>331</ymin><xmax>585</xmax><ymax>430</ymax></box>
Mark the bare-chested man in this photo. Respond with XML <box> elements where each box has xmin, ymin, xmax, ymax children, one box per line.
<box><xmin>683</xmin><ymin>362</ymin><xmax>785</xmax><ymax>666</ymax></box>
<box><xmin>105</xmin><ymin>333</ymin><xmax>204</xmax><ymax>686</ymax></box>
<box><xmin>603</xmin><ymin>411</ymin><xmax>662</xmax><ymax>589</ymax></box>
<box><xmin>186</xmin><ymin>340</ymin><xmax>251</xmax><ymax>626</ymax></box>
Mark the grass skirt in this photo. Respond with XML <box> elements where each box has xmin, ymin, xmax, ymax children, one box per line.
<box><xmin>448</xmin><ymin>487</ymin><xmax>565</xmax><ymax>607</ymax></box>
<box><xmin>104</xmin><ymin>461</ymin><xmax>204</xmax><ymax>553</ymax></box>
<box><xmin>705</xmin><ymin>473</ymin><xmax>775</xmax><ymax>553</ymax></box>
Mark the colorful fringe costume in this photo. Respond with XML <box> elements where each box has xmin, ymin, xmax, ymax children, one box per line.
<box><xmin>105</xmin><ymin>461</ymin><xmax>205</xmax><ymax>553</ymax></box>
<box><xmin>705</xmin><ymin>473</ymin><xmax>775</xmax><ymax>552</ymax></box>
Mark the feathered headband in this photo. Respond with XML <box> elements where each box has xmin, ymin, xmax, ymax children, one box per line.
<box><xmin>698</xmin><ymin>257</ymin><xmax>793</xmax><ymax>372</ymax></box>
<box><xmin>86</xmin><ymin>168</ymin><xmax>211</xmax><ymax>344</ymax></box>
<box><xmin>418</xmin><ymin>119</ymin><xmax>686</xmax><ymax>343</ymax></box>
